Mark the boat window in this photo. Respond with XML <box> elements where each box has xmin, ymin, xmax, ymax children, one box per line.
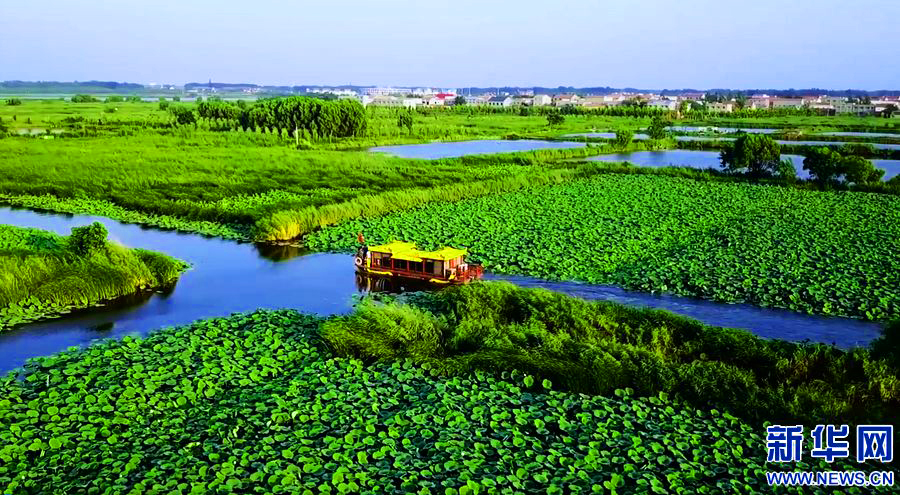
<box><xmin>424</xmin><ymin>260</ymin><xmax>435</xmax><ymax>274</ymax></box>
<box><xmin>395</xmin><ymin>259</ymin><xmax>408</xmax><ymax>271</ymax></box>
<box><xmin>409</xmin><ymin>261</ymin><xmax>423</xmax><ymax>272</ymax></box>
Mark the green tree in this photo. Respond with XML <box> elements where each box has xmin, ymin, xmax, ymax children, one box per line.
<box><xmin>68</xmin><ymin>222</ymin><xmax>108</xmax><ymax>257</ymax></box>
<box><xmin>613</xmin><ymin>130</ymin><xmax>634</xmax><ymax>148</ymax></box>
<box><xmin>71</xmin><ymin>94</ymin><xmax>98</xmax><ymax>103</ymax></box>
<box><xmin>802</xmin><ymin>148</ymin><xmax>883</xmax><ymax>186</ymax></box>
<box><xmin>546</xmin><ymin>113</ymin><xmax>565</xmax><ymax>128</ymax></box>
<box><xmin>882</xmin><ymin>104</ymin><xmax>898</xmax><ymax>118</ymax></box>
<box><xmin>105</xmin><ymin>95</ymin><xmax>124</xmax><ymax>103</ymax></box>
<box><xmin>802</xmin><ymin>147</ymin><xmax>844</xmax><ymax>186</ymax></box>
<box><xmin>775</xmin><ymin>158</ymin><xmax>797</xmax><ymax>181</ymax></box>
<box><xmin>169</xmin><ymin>105</ymin><xmax>197</xmax><ymax>126</ymax></box>
<box><xmin>0</xmin><ymin>116</ymin><xmax>7</xmax><ymax>136</ymax></box>
<box><xmin>841</xmin><ymin>155</ymin><xmax>884</xmax><ymax>184</ymax></box>
<box><xmin>647</xmin><ymin>116</ymin><xmax>670</xmax><ymax>140</ymax></box>
<box><xmin>719</xmin><ymin>134</ymin><xmax>782</xmax><ymax>178</ymax></box>
<box><xmin>5</xmin><ymin>98</ymin><xmax>22</xmax><ymax>106</ymax></box>
<box><xmin>453</xmin><ymin>95</ymin><xmax>466</xmax><ymax>106</ymax></box>
<box><xmin>397</xmin><ymin>109</ymin><xmax>414</xmax><ymax>135</ymax></box>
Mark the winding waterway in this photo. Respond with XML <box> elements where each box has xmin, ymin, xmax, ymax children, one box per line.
<box><xmin>0</xmin><ymin>206</ymin><xmax>884</xmax><ymax>372</ymax></box>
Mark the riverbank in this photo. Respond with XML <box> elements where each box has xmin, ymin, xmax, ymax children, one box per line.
<box><xmin>0</xmin><ymin>223</ymin><xmax>187</xmax><ymax>331</ymax></box>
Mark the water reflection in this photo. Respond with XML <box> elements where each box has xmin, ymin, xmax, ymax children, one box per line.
<box><xmin>254</xmin><ymin>242</ymin><xmax>309</xmax><ymax>262</ymax></box>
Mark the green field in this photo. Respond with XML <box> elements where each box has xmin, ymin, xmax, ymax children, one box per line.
<box><xmin>3</xmin><ymin>288</ymin><xmax>896</xmax><ymax>495</ymax></box>
<box><xmin>306</xmin><ymin>174</ymin><xmax>900</xmax><ymax>321</ymax></box>
<box><xmin>0</xmin><ymin>133</ymin><xmax>611</xmax><ymax>240</ymax></box>
<box><xmin>0</xmin><ymin>223</ymin><xmax>186</xmax><ymax>331</ymax></box>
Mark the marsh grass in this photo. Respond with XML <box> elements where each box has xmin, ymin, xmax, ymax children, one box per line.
<box><xmin>0</xmin><ymin>224</ymin><xmax>187</xmax><ymax>330</ymax></box>
<box><xmin>322</xmin><ymin>282</ymin><xmax>900</xmax><ymax>425</ymax></box>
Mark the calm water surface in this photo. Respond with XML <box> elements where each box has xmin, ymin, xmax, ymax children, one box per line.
<box><xmin>0</xmin><ymin>207</ymin><xmax>884</xmax><ymax>372</ymax></box>
<box><xmin>370</xmin><ymin>140</ymin><xmax>586</xmax><ymax>159</ymax></box>
<box><xmin>587</xmin><ymin>150</ymin><xmax>900</xmax><ymax>180</ymax></box>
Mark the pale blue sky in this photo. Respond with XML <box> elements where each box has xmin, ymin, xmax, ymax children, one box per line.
<box><xmin>1</xmin><ymin>0</ymin><xmax>897</xmax><ymax>89</ymax></box>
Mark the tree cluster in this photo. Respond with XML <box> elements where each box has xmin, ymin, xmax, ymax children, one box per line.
<box><xmin>71</xmin><ymin>94</ymin><xmax>98</xmax><ymax>103</ymax></box>
<box><xmin>802</xmin><ymin>147</ymin><xmax>885</xmax><ymax>186</ymax></box>
<box><xmin>719</xmin><ymin>134</ymin><xmax>796</xmax><ymax>179</ymax></box>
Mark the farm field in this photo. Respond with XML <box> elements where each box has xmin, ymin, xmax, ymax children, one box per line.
<box><xmin>306</xmin><ymin>174</ymin><xmax>900</xmax><ymax>321</ymax></box>
<box><xmin>0</xmin><ymin>223</ymin><xmax>186</xmax><ymax>331</ymax></box>
<box><xmin>3</xmin><ymin>290</ymin><xmax>897</xmax><ymax>495</ymax></box>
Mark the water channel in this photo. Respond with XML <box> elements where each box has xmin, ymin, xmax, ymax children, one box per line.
<box><xmin>0</xmin><ymin>206</ymin><xmax>883</xmax><ymax>373</ymax></box>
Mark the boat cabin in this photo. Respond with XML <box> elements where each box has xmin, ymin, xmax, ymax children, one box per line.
<box><xmin>357</xmin><ymin>241</ymin><xmax>482</xmax><ymax>284</ymax></box>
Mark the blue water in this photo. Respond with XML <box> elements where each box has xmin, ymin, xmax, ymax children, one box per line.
<box><xmin>668</xmin><ymin>126</ymin><xmax>778</xmax><ymax>133</ymax></box>
<box><xmin>0</xmin><ymin>207</ymin><xmax>884</xmax><ymax>373</ymax></box>
<box><xmin>565</xmin><ymin>134</ymin><xmax>900</xmax><ymax>150</ymax></box>
<box><xmin>818</xmin><ymin>131</ymin><xmax>900</xmax><ymax>138</ymax></box>
<box><xmin>586</xmin><ymin>150</ymin><xmax>812</xmax><ymax>175</ymax></box>
<box><xmin>370</xmin><ymin>140</ymin><xmax>587</xmax><ymax>159</ymax></box>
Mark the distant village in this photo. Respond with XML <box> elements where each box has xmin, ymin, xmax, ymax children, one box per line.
<box><xmin>324</xmin><ymin>88</ymin><xmax>899</xmax><ymax>116</ymax></box>
<box><xmin>172</xmin><ymin>82</ymin><xmax>900</xmax><ymax>117</ymax></box>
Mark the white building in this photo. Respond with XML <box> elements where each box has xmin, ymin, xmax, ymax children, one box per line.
<box><xmin>532</xmin><ymin>94</ymin><xmax>552</xmax><ymax>106</ymax></box>
<box><xmin>771</xmin><ymin>98</ymin><xmax>804</xmax><ymax>109</ymax></box>
<box><xmin>371</xmin><ymin>95</ymin><xmax>420</xmax><ymax>108</ymax></box>
<box><xmin>487</xmin><ymin>96</ymin><xmax>513</xmax><ymax>107</ymax></box>
<box><xmin>552</xmin><ymin>94</ymin><xmax>579</xmax><ymax>106</ymax></box>
<box><xmin>707</xmin><ymin>102</ymin><xmax>734</xmax><ymax>113</ymax></box>
<box><xmin>834</xmin><ymin>102</ymin><xmax>876</xmax><ymax>115</ymax></box>
<box><xmin>421</xmin><ymin>96</ymin><xmax>445</xmax><ymax>106</ymax></box>
<box><xmin>648</xmin><ymin>99</ymin><xmax>678</xmax><ymax>110</ymax></box>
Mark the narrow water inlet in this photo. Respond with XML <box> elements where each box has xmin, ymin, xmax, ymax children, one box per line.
<box><xmin>0</xmin><ymin>206</ymin><xmax>885</xmax><ymax>373</ymax></box>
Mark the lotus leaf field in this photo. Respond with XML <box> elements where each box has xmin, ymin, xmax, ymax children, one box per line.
<box><xmin>306</xmin><ymin>174</ymin><xmax>900</xmax><ymax>320</ymax></box>
<box><xmin>3</xmin><ymin>309</ymin><xmax>895</xmax><ymax>495</ymax></box>
<box><xmin>0</xmin><ymin>223</ymin><xmax>187</xmax><ymax>331</ymax></box>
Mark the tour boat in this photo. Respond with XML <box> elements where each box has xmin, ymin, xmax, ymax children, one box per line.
<box><xmin>355</xmin><ymin>241</ymin><xmax>483</xmax><ymax>284</ymax></box>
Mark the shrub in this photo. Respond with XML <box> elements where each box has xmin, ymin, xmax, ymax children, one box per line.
<box><xmin>546</xmin><ymin>113</ymin><xmax>565</xmax><ymax>127</ymax></box>
<box><xmin>68</xmin><ymin>222</ymin><xmax>108</xmax><ymax>256</ymax></box>
<box><xmin>71</xmin><ymin>94</ymin><xmax>98</xmax><ymax>103</ymax></box>
<box><xmin>5</xmin><ymin>98</ymin><xmax>22</xmax><ymax>106</ymax></box>
<box><xmin>613</xmin><ymin>129</ymin><xmax>634</xmax><ymax>148</ymax></box>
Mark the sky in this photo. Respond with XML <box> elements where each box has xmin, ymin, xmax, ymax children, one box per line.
<box><xmin>1</xmin><ymin>0</ymin><xmax>898</xmax><ymax>90</ymax></box>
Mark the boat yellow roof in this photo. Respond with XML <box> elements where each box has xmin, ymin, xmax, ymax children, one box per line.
<box><xmin>369</xmin><ymin>241</ymin><xmax>467</xmax><ymax>262</ymax></box>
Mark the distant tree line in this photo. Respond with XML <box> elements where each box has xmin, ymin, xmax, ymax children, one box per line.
<box><xmin>189</xmin><ymin>96</ymin><xmax>367</xmax><ymax>138</ymax></box>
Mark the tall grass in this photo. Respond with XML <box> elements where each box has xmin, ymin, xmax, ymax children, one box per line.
<box><xmin>0</xmin><ymin>134</ymin><xmax>608</xmax><ymax>239</ymax></box>
<box><xmin>322</xmin><ymin>281</ymin><xmax>900</xmax><ymax>425</ymax></box>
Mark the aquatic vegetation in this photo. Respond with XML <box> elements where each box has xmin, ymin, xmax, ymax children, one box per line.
<box><xmin>307</xmin><ymin>174</ymin><xmax>900</xmax><ymax>320</ymax></box>
<box><xmin>3</xmin><ymin>309</ymin><xmax>893</xmax><ymax>494</ymax></box>
<box><xmin>323</xmin><ymin>282</ymin><xmax>900</xmax><ymax>426</ymax></box>
<box><xmin>0</xmin><ymin>223</ymin><xmax>187</xmax><ymax>331</ymax></box>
